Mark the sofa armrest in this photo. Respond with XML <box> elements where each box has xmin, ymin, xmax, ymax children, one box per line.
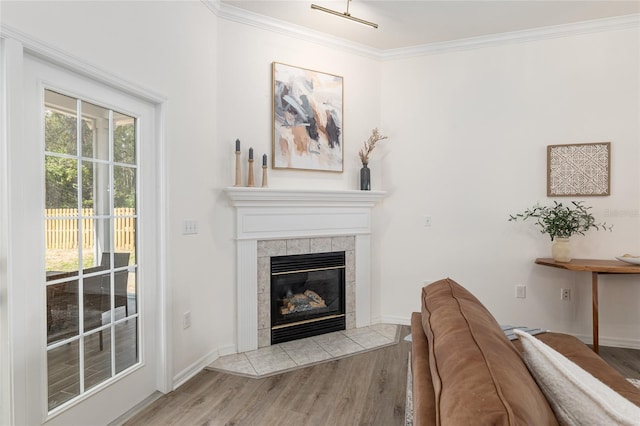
<box><xmin>411</xmin><ymin>312</ymin><xmax>436</xmax><ymax>426</ymax></box>
<box><xmin>421</xmin><ymin>278</ymin><xmax>558</xmax><ymax>425</ymax></box>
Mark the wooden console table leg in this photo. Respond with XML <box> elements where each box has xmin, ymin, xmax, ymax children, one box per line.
<box><xmin>592</xmin><ymin>272</ymin><xmax>599</xmax><ymax>354</ymax></box>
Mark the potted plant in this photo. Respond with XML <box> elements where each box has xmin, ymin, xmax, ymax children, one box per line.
<box><xmin>509</xmin><ymin>201</ymin><xmax>612</xmax><ymax>262</ymax></box>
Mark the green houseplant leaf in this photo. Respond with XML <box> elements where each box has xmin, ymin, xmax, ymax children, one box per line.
<box><xmin>509</xmin><ymin>201</ymin><xmax>612</xmax><ymax>241</ymax></box>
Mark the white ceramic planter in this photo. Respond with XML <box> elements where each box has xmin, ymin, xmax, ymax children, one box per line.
<box><xmin>552</xmin><ymin>237</ymin><xmax>571</xmax><ymax>262</ymax></box>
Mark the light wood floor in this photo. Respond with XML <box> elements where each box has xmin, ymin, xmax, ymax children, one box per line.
<box><xmin>125</xmin><ymin>325</ymin><xmax>412</xmax><ymax>426</ymax></box>
<box><xmin>123</xmin><ymin>326</ymin><xmax>640</xmax><ymax>426</ymax></box>
<box><xmin>598</xmin><ymin>345</ymin><xmax>640</xmax><ymax>380</ymax></box>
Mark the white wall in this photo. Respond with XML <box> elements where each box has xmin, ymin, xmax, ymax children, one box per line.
<box><xmin>1</xmin><ymin>5</ymin><xmax>638</xmax><ymax>417</ymax></box>
<box><xmin>378</xmin><ymin>28</ymin><xmax>640</xmax><ymax>346</ymax></box>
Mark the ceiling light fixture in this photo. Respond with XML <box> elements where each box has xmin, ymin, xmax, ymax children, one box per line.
<box><xmin>310</xmin><ymin>0</ymin><xmax>378</xmax><ymax>29</ymax></box>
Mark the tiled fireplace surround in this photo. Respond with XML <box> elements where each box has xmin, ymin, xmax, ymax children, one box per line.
<box><xmin>257</xmin><ymin>236</ymin><xmax>355</xmax><ymax>348</ymax></box>
<box><xmin>226</xmin><ymin>187</ymin><xmax>385</xmax><ymax>353</ymax></box>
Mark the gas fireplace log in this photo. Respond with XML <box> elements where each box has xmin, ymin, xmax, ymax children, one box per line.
<box><xmin>304</xmin><ymin>290</ymin><xmax>325</xmax><ymax>305</ymax></box>
<box><xmin>280</xmin><ymin>290</ymin><xmax>327</xmax><ymax>315</ymax></box>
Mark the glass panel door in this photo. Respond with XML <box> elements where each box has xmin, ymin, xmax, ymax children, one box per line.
<box><xmin>44</xmin><ymin>89</ymin><xmax>139</xmax><ymax>412</ymax></box>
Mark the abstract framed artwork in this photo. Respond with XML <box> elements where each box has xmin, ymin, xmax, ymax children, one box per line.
<box><xmin>272</xmin><ymin>62</ymin><xmax>343</xmax><ymax>172</ymax></box>
<box><xmin>547</xmin><ymin>142</ymin><xmax>611</xmax><ymax>196</ymax></box>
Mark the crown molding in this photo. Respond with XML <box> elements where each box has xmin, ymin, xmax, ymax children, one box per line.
<box><xmin>202</xmin><ymin>0</ymin><xmax>383</xmax><ymax>59</ymax></box>
<box><xmin>381</xmin><ymin>13</ymin><xmax>640</xmax><ymax>60</ymax></box>
<box><xmin>203</xmin><ymin>1</ymin><xmax>639</xmax><ymax>60</ymax></box>
<box><xmin>4</xmin><ymin>2</ymin><xmax>637</xmax><ymax>62</ymax></box>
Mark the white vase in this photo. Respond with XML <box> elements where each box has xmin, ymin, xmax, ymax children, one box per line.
<box><xmin>551</xmin><ymin>237</ymin><xmax>571</xmax><ymax>262</ymax></box>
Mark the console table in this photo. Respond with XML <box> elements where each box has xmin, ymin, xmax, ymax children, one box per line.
<box><xmin>535</xmin><ymin>258</ymin><xmax>640</xmax><ymax>353</ymax></box>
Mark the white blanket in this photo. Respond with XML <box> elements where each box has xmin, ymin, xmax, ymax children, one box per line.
<box><xmin>514</xmin><ymin>329</ymin><xmax>640</xmax><ymax>426</ymax></box>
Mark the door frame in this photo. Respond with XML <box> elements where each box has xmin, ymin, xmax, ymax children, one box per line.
<box><xmin>0</xmin><ymin>28</ymin><xmax>171</xmax><ymax>425</ymax></box>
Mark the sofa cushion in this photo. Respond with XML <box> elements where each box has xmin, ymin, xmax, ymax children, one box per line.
<box><xmin>421</xmin><ymin>278</ymin><xmax>557</xmax><ymax>425</ymax></box>
<box><xmin>515</xmin><ymin>329</ymin><xmax>640</xmax><ymax>425</ymax></box>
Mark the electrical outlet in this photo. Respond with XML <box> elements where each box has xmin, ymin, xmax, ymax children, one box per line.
<box><xmin>424</xmin><ymin>216</ymin><xmax>432</xmax><ymax>227</ymax></box>
<box><xmin>182</xmin><ymin>219</ymin><xmax>198</xmax><ymax>235</ymax></box>
<box><xmin>183</xmin><ymin>311</ymin><xmax>192</xmax><ymax>329</ymax></box>
<box><xmin>515</xmin><ymin>285</ymin><xmax>526</xmax><ymax>299</ymax></box>
<box><xmin>561</xmin><ymin>288</ymin><xmax>571</xmax><ymax>301</ymax></box>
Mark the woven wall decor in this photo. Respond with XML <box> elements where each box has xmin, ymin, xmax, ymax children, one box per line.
<box><xmin>547</xmin><ymin>142</ymin><xmax>611</xmax><ymax>196</ymax></box>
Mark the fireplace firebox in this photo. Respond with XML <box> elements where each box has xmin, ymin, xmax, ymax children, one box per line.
<box><xmin>271</xmin><ymin>251</ymin><xmax>346</xmax><ymax>344</ymax></box>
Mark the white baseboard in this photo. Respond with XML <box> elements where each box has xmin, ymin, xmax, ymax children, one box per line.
<box><xmin>172</xmin><ymin>344</ymin><xmax>238</xmax><ymax>390</ymax></box>
<box><xmin>172</xmin><ymin>349</ymin><xmax>220</xmax><ymax>390</ymax></box>
<box><xmin>378</xmin><ymin>315</ymin><xmax>411</xmax><ymax>326</ymax></box>
<box><xmin>217</xmin><ymin>344</ymin><xmax>237</xmax><ymax>357</ymax></box>
<box><xmin>108</xmin><ymin>392</ymin><xmax>164</xmax><ymax>426</ymax></box>
<box><xmin>573</xmin><ymin>333</ymin><xmax>640</xmax><ymax>350</ymax></box>
<box><xmin>376</xmin><ymin>316</ymin><xmax>640</xmax><ymax>349</ymax></box>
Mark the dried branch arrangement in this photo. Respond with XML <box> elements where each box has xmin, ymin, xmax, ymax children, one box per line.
<box><xmin>358</xmin><ymin>128</ymin><xmax>388</xmax><ymax>165</ymax></box>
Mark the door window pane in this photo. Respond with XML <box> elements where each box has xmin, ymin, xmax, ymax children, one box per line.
<box><xmin>114</xmin><ymin>165</ymin><xmax>136</xmax><ymax>210</ymax></box>
<box><xmin>114</xmin><ymin>216</ymin><xmax>136</xmax><ymax>262</ymax></box>
<box><xmin>47</xmin><ymin>340</ymin><xmax>80</xmax><ymax>411</ymax></box>
<box><xmin>83</xmin><ymin>273</ymin><xmax>109</xmax><ymax>333</ymax></box>
<box><xmin>81</xmin><ymin>160</ymin><xmax>110</xmax><ymax>213</ymax></box>
<box><xmin>84</xmin><ymin>328</ymin><xmax>112</xmax><ymax>392</ymax></box>
<box><xmin>81</xmin><ymin>101</ymin><xmax>110</xmax><ymax>161</ymax></box>
<box><xmin>44</xmin><ymin>91</ymin><xmax>77</xmax><ymax>155</ymax></box>
<box><xmin>45</xmin><ymin>157</ymin><xmax>78</xmax><ymax>212</ymax></box>
<box><xmin>114</xmin><ymin>114</ymin><xmax>136</xmax><ymax>165</ymax></box>
<box><xmin>45</xmin><ymin>219</ymin><xmax>80</xmax><ymax>275</ymax></box>
<box><xmin>124</xmin><ymin>270</ymin><xmax>138</xmax><ymax>317</ymax></box>
<box><xmin>81</xmin><ymin>217</ymin><xmax>109</xmax><ymax>265</ymax></box>
<box><xmin>115</xmin><ymin>318</ymin><xmax>138</xmax><ymax>374</ymax></box>
<box><xmin>44</xmin><ymin>89</ymin><xmax>139</xmax><ymax>412</ymax></box>
<box><xmin>46</xmin><ymin>279</ymin><xmax>79</xmax><ymax>345</ymax></box>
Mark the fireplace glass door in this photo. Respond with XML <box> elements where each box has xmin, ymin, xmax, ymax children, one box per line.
<box><xmin>271</xmin><ymin>252</ymin><xmax>345</xmax><ymax>344</ymax></box>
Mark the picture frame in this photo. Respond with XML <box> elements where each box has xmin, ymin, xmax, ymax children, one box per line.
<box><xmin>547</xmin><ymin>142</ymin><xmax>611</xmax><ymax>196</ymax></box>
<box><xmin>272</xmin><ymin>62</ymin><xmax>344</xmax><ymax>172</ymax></box>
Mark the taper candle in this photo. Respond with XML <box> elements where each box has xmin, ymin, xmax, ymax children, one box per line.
<box><xmin>262</xmin><ymin>163</ymin><xmax>268</xmax><ymax>188</ymax></box>
<box><xmin>263</xmin><ymin>154</ymin><xmax>267</xmax><ymax>167</ymax></box>
<box><xmin>247</xmin><ymin>156</ymin><xmax>255</xmax><ymax>187</ymax></box>
<box><xmin>249</xmin><ymin>147</ymin><xmax>253</xmax><ymax>160</ymax></box>
<box><xmin>234</xmin><ymin>139</ymin><xmax>242</xmax><ymax>186</ymax></box>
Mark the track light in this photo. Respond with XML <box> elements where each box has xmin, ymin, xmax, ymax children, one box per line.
<box><xmin>311</xmin><ymin>0</ymin><xmax>378</xmax><ymax>29</ymax></box>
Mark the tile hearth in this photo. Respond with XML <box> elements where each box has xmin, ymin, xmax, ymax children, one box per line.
<box><xmin>207</xmin><ymin>324</ymin><xmax>399</xmax><ymax>378</ymax></box>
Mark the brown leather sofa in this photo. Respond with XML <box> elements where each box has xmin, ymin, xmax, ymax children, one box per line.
<box><xmin>411</xmin><ymin>278</ymin><xmax>640</xmax><ymax>425</ymax></box>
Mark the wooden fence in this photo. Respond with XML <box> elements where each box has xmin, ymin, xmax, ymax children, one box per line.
<box><xmin>45</xmin><ymin>208</ymin><xmax>136</xmax><ymax>250</ymax></box>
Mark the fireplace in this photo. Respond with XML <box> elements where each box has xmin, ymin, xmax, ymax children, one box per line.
<box><xmin>271</xmin><ymin>252</ymin><xmax>345</xmax><ymax>344</ymax></box>
<box><xmin>225</xmin><ymin>187</ymin><xmax>385</xmax><ymax>353</ymax></box>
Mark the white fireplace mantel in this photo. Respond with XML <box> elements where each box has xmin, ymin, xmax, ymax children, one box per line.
<box><xmin>225</xmin><ymin>187</ymin><xmax>385</xmax><ymax>352</ymax></box>
<box><xmin>226</xmin><ymin>187</ymin><xmax>386</xmax><ymax>240</ymax></box>
<box><xmin>226</xmin><ymin>187</ymin><xmax>386</xmax><ymax>206</ymax></box>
